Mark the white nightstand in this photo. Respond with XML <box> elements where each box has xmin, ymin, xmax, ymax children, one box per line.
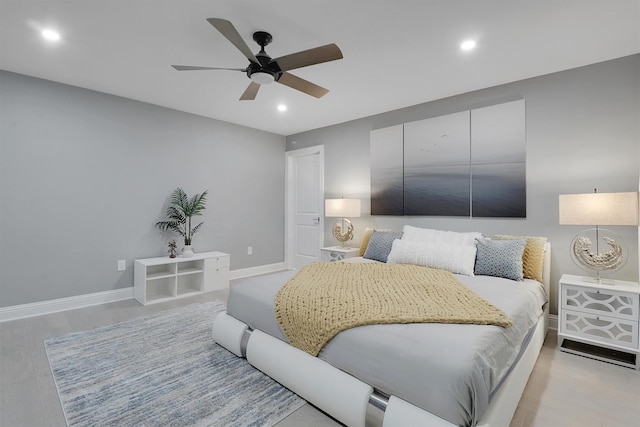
<box><xmin>558</xmin><ymin>274</ymin><xmax>640</xmax><ymax>369</ymax></box>
<box><xmin>321</xmin><ymin>246</ymin><xmax>360</xmax><ymax>262</ymax></box>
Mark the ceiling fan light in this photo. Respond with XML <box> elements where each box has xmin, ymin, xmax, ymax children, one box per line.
<box><xmin>250</xmin><ymin>71</ymin><xmax>275</xmax><ymax>85</ymax></box>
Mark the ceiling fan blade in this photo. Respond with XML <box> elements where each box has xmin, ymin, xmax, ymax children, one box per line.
<box><xmin>207</xmin><ymin>18</ymin><xmax>259</xmax><ymax>64</ymax></box>
<box><xmin>278</xmin><ymin>72</ymin><xmax>329</xmax><ymax>98</ymax></box>
<box><xmin>172</xmin><ymin>65</ymin><xmax>245</xmax><ymax>71</ymax></box>
<box><xmin>273</xmin><ymin>44</ymin><xmax>343</xmax><ymax>72</ymax></box>
<box><xmin>240</xmin><ymin>82</ymin><xmax>260</xmax><ymax>100</ymax></box>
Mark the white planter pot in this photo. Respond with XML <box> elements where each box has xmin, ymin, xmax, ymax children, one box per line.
<box><xmin>182</xmin><ymin>245</ymin><xmax>195</xmax><ymax>257</ymax></box>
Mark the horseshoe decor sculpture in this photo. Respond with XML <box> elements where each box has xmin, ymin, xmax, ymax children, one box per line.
<box><xmin>572</xmin><ymin>236</ymin><xmax>623</xmax><ymax>272</ymax></box>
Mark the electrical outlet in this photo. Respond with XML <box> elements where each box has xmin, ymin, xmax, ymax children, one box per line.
<box><xmin>247</xmin><ymin>246</ymin><xmax>253</xmax><ymax>255</ymax></box>
<box><xmin>117</xmin><ymin>260</ymin><xmax>126</xmax><ymax>271</ymax></box>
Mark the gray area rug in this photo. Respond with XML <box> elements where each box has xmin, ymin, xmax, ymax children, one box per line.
<box><xmin>44</xmin><ymin>301</ymin><xmax>305</xmax><ymax>426</ymax></box>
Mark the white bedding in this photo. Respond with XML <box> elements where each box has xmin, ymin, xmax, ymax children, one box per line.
<box><xmin>226</xmin><ymin>258</ymin><xmax>547</xmax><ymax>426</ymax></box>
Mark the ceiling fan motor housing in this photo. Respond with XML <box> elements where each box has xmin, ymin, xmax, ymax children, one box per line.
<box><xmin>246</xmin><ymin>31</ymin><xmax>282</xmax><ymax>84</ymax></box>
<box><xmin>246</xmin><ymin>60</ymin><xmax>281</xmax><ymax>84</ymax></box>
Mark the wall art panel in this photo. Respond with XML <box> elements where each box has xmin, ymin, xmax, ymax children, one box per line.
<box><xmin>403</xmin><ymin>111</ymin><xmax>470</xmax><ymax>216</ymax></box>
<box><xmin>370</xmin><ymin>124</ymin><xmax>404</xmax><ymax>215</ymax></box>
<box><xmin>471</xmin><ymin>99</ymin><xmax>526</xmax><ymax>218</ymax></box>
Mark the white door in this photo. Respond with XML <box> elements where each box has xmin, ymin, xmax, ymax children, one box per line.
<box><xmin>285</xmin><ymin>146</ymin><xmax>324</xmax><ymax>269</ymax></box>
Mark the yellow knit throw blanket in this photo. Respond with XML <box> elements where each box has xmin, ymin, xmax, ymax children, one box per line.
<box><xmin>275</xmin><ymin>262</ymin><xmax>512</xmax><ymax>356</ymax></box>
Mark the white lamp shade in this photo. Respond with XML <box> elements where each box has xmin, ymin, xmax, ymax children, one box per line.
<box><xmin>325</xmin><ymin>199</ymin><xmax>361</xmax><ymax>218</ymax></box>
<box><xmin>559</xmin><ymin>192</ymin><xmax>639</xmax><ymax>225</ymax></box>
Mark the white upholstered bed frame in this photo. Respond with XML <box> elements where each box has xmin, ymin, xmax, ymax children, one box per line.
<box><xmin>212</xmin><ymin>242</ymin><xmax>551</xmax><ymax>427</ymax></box>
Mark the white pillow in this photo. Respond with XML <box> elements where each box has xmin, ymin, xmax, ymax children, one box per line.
<box><xmin>387</xmin><ymin>239</ymin><xmax>477</xmax><ymax>276</ymax></box>
<box><xmin>401</xmin><ymin>225</ymin><xmax>482</xmax><ymax>246</ymax></box>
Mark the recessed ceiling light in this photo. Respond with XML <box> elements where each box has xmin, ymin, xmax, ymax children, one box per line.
<box><xmin>460</xmin><ymin>40</ymin><xmax>476</xmax><ymax>51</ymax></box>
<box><xmin>42</xmin><ymin>29</ymin><xmax>61</xmax><ymax>41</ymax></box>
<box><xmin>277</xmin><ymin>104</ymin><xmax>287</xmax><ymax>112</ymax></box>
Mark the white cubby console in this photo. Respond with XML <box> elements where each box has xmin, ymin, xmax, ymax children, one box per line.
<box><xmin>134</xmin><ymin>251</ymin><xmax>230</xmax><ymax>305</ymax></box>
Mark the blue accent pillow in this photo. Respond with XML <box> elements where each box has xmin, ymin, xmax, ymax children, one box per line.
<box><xmin>474</xmin><ymin>238</ymin><xmax>526</xmax><ymax>281</ymax></box>
<box><xmin>363</xmin><ymin>230</ymin><xmax>403</xmax><ymax>262</ymax></box>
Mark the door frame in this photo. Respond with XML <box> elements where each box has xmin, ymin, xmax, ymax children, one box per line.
<box><xmin>285</xmin><ymin>145</ymin><xmax>325</xmax><ymax>269</ymax></box>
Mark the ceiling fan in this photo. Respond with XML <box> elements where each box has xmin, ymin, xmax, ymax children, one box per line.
<box><xmin>172</xmin><ymin>18</ymin><xmax>343</xmax><ymax>101</ymax></box>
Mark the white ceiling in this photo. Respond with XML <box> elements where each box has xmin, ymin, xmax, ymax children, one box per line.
<box><xmin>1</xmin><ymin>1</ymin><xmax>639</xmax><ymax>136</ymax></box>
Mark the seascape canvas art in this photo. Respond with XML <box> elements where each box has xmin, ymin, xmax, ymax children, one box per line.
<box><xmin>370</xmin><ymin>99</ymin><xmax>526</xmax><ymax>217</ymax></box>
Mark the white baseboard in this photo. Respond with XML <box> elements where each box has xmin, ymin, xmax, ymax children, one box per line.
<box><xmin>549</xmin><ymin>314</ymin><xmax>558</xmax><ymax>330</ymax></box>
<box><xmin>229</xmin><ymin>262</ymin><xmax>287</xmax><ymax>280</ymax></box>
<box><xmin>0</xmin><ymin>263</ymin><xmax>288</xmax><ymax>323</ymax></box>
<box><xmin>0</xmin><ymin>287</ymin><xmax>134</xmax><ymax>323</ymax></box>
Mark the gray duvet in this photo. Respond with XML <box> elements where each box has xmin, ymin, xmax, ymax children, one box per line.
<box><xmin>226</xmin><ymin>260</ymin><xmax>547</xmax><ymax>427</ymax></box>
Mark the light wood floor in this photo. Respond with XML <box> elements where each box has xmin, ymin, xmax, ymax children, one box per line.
<box><xmin>1</xmin><ymin>289</ymin><xmax>639</xmax><ymax>427</ymax></box>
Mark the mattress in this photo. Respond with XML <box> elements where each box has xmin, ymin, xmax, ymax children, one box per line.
<box><xmin>226</xmin><ymin>259</ymin><xmax>547</xmax><ymax>426</ymax></box>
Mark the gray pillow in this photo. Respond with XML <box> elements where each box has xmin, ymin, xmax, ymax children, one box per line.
<box><xmin>474</xmin><ymin>238</ymin><xmax>526</xmax><ymax>281</ymax></box>
<box><xmin>363</xmin><ymin>230</ymin><xmax>403</xmax><ymax>262</ymax></box>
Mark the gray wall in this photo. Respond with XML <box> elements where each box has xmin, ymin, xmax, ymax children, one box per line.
<box><xmin>286</xmin><ymin>54</ymin><xmax>640</xmax><ymax>315</ymax></box>
<box><xmin>0</xmin><ymin>71</ymin><xmax>285</xmax><ymax>308</ymax></box>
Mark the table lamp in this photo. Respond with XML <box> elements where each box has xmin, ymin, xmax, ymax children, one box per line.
<box><xmin>559</xmin><ymin>189</ymin><xmax>639</xmax><ymax>283</ymax></box>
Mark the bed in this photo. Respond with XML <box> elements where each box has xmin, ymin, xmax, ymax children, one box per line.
<box><xmin>213</xmin><ymin>228</ymin><xmax>550</xmax><ymax>427</ymax></box>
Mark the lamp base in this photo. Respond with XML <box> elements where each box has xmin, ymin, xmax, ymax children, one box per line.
<box><xmin>332</xmin><ymin>218</ymin><xmax>354</xmax><ymax>245</ymax></box>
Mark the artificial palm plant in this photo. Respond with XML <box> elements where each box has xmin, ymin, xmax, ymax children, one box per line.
<box><xmin>156</xmin><ymin>188</ymin><xmax>208</xmax><ymax>246</ymax></box>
